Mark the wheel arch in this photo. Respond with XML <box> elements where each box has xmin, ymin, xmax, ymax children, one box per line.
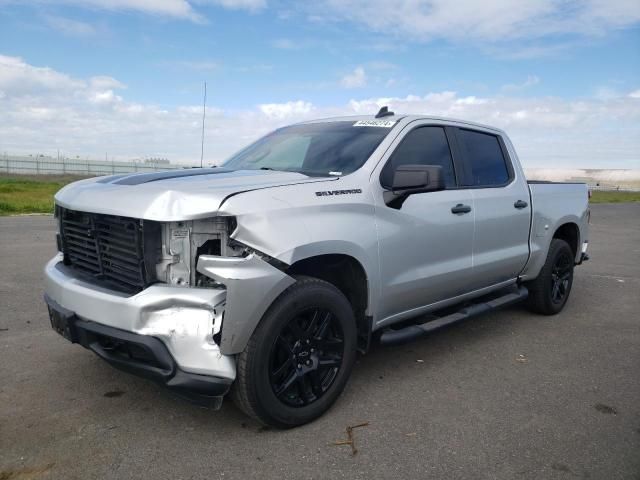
<box><xmin>552</xmin><ymin>222</ymin><xmax>580</xmax><ymax>258</ymax></box>
<box><xmin>521</xmin><ymin>215</ymin><xmax>584</xmax><ymax>282</ymax></box>
<box><xmin>287</xmin><ymin>253</ymin><xmax>372</xmax><ymax>352</ymax></box>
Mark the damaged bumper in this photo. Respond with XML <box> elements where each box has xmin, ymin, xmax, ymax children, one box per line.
<box><xmin>44</xmin><ymin>254</ymin><xmax>234</xmax><ymax>406</ymax></box>
<box><xmin>45</xmin><ymin>294</ymin><xmax>231</xmax><ymax>407</ymax></box>
<box><xmin>43</xmin><ymin>252</ymin><xmax>295</xmax><ymax>405</ymax></box>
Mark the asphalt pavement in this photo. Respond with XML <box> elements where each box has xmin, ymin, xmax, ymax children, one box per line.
<box><xmin>1</xmin><ymin>203</ymin><xmax>639</xmax><ymax>479</ymax></box>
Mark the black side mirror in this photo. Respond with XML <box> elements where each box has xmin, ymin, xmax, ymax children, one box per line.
<box><xmin>384</xmin><ymin>164</ymin><xmax>445</xmax><ymax>209</ymax></box>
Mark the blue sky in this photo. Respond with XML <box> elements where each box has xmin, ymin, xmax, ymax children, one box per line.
<box><xmin>0</xmin><ymin>0</ymin><xmax>639</xmax><ymax>168</ymax></box>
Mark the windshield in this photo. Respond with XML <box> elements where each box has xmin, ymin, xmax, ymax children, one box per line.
<box><xmin>222</xmin><ymin>121</ymin><xmax>395</xmax><ymax>176</ymax></box>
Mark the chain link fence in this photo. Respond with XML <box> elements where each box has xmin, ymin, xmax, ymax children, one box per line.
<box><xmin>0</xmin><ymin>153</ymin><xmax>189</xmax><ymax>176</ymax></box>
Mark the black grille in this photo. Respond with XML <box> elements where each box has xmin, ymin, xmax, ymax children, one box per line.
<box><xmin>58</xmin><ymin>207</ymin><xmax>159</xmax><ymax>294</ymax></box>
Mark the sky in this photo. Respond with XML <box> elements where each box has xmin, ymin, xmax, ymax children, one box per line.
<box><xmin>0</xmin><ymin>0</ymin><xmax>639</xmax><ymax>168</ymax></box>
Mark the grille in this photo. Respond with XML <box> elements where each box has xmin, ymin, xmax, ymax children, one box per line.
<box><xmin>59</xmin><ymin>207</ymin><xmax>159</xmax><ymax>294</ymax></box>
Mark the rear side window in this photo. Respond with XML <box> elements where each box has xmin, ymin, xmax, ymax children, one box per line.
<box><xmin>457</xmin><ymin>129</ymin><xmax>510</xmax><ymax>186</ymax></box>
<box><xmin>381</xmin><ymin>126</ymin><xmax>456</xmax><ymax>188</ymax></box>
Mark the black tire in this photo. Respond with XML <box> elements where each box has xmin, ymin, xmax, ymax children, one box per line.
<box><xmin>526</xmin><ymin>238</ymin><xmax>575</xmax><ymax>315</ymax></box>
<box><xmin>231</xmin><ymin>277</ymin><xmax>357</xmax><ymax>428</ymax></box>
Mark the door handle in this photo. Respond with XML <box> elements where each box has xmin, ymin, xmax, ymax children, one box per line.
<box><xmin>451</xmin><ymin>204</ymin><xmax>472</xmax><ymax>214</ymax></box>
<box><xmin>514</xmin><ymin>200</ymin><xmax>528</xmax><ymax>209</ymax></box>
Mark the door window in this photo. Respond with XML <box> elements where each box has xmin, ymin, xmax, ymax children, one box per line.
<box><xmin>457</xmin><ymin>129</ymin><xmax>510</xmax><ymax>187</ymax></box>
<box><xmin>381</xmin><ymin>126</ymin><xmax>456</xmax><ymax>188</ymax></box>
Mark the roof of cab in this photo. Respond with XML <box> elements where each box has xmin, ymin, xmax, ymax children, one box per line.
<box><xmin>300</xmin><ymin>113</ymin><xmax>505</xmax><ymax>135</ymax></box>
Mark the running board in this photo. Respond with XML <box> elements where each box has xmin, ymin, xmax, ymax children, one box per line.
<box><xmin>379</xmin><ymin>286</ymin><xmax>529</xmax><ymax>346</ymax></box>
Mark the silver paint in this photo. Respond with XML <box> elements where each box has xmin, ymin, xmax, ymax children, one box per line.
<box><xmin>196</xmin><ymin>254</ymin><xmax>296</xmax><ymax>354</ymax></box>
<box><xmin>44</xmin><ymin>255</ymin><xmax>235</xmax><ymax>379</ymax></box>
<box><xmin>45</xmin><ymin>114</ymin><xmax>589</xmax><ymax>391</ymax></box>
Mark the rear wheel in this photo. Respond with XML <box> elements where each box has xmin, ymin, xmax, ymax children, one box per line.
<box><xmin>526</xmin><ymin>238</ymin><xmax>575</xmax><ymax>315</ymax></box>
<box><xmin>232</xmin><ymin>277</ymin><xmax>357</xmax><ymax>428</ymax></box>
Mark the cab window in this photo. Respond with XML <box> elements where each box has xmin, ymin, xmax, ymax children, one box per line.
<box><xmin>381</xmin><ymin>126</ymin><xmax>456</xmax><ymax>189</ymax></box>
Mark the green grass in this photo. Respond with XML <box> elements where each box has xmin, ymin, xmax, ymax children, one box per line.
<box><xmin>589</xmin><ymin>190</ymin><xmax>640</xmax><ymax>203</ymax></box>
<box><xmin>0</xmin><ymin>175</ymin><xmax>86</xmax><ymax>215</ymax></box>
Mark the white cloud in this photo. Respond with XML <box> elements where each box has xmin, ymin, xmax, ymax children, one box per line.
<box><xmin>89</xmin><ymin>89</ymin><xmax>123</xmax><ymax>104</ymax></box>
<box><xmin>1</xmin><ymin>55</ymin><xmax>639</xmax><ymax>168</ymax></box>
<box><xmin>90</xmin><ymin>76</ymin><xmax>126</xmax><ymax>90</ymax></box>
<box><xmin>59</xmin><ymin>0</ymin><xmax>201</xmax><ymax>20</ymax></box>
<box><xmin>341</xmin><ymin>67</ymin><xmax>367</xmax><ymax>89</ymax></box>
<box><xmin>203</xmin><ymin>0</ymin><xmax>266</xmax><ymax>12</ymax></box>
<box><xmin>346</xmin><ymin>92</ymin><xmax>640</xmax><ymax>168</ymax></box>
<box><xmin>3</xmin><ymin>0</ymin><xmax>267</xmax><ymax>22</ymax></box>
<box><xmin>348</xmin><ymin>92</ymin><xmax>581</xmax><ymax>127</ymax></box>
<box><xmin>595</xmin><ymin>87</ymin><xmax>640</xmax><ymax>101</ymax></box>
<box><xmin>315</xmin><ymin>0</ymin><xmax>640</xmax><ymax>42</ymax></box>
<box><xmin>0</xmin><ymin>54</ymin><xmax>85</xmax><ymax>95</ymax></box>
<box><xmin>594</xmin><ymin>86</ymin><xmax>622</xmax><ymax>100</ymax></box>
<box><xmin>259</xmin><ymin>100</ymin><xmax>314</xmax><ymax>119</ymax></box>
<box><xmin>44</xmin><ymin>15</ymin><xmax>98</xmax><ymax>36</ymax></box>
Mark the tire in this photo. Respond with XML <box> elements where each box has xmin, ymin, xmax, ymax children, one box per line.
<box><xmin>525</xmin><ymin>238</ymin><xmax>575</xmax><ymax>315</ymax></box>
<box><xmin>231</xmin><ymin>276</ymin><xmax>357</xmax><ymax>428</ymax></box>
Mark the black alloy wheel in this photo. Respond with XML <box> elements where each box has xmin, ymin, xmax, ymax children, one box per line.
<box><xmin>550</xmin><ymin>250</ymin><xmax>573</xmax><ymax>305</ymax></box>
<box><xmin>269</xmin><ymin>307</ymin><xmax>344</xmax><ymax>407</ymax></box>
<box><xmin>232</xmin><ymin>277</ymin><xmax>357</xmax><ymax>428</ymax></box>
<box><xmin>525</xmin><ymin>238</ymin><xmax>575</xmax><ymax>315</ymax></box>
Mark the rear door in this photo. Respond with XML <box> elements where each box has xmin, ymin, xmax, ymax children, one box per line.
<box><xmin>453</xmin><ymin>127</ymin><xmax>530</xmax><ymax>290</ymax></box>
<box><xmin>373</xmin><ymin>123</ymin><xmax>475</xmax><ymax>323</ymax></box>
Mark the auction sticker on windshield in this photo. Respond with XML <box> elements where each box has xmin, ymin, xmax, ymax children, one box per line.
<box><xmin>353</xmin><ymin>120</ymin><xmax>396</xmax><ymax>128</ymax></box>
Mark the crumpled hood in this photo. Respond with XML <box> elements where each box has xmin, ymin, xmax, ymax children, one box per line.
<box><xmin>55</xmin><ymin>168</ymin><xmax>335</xmax><ymax>221</ymax></box>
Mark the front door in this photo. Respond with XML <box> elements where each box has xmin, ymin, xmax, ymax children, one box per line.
<box><xmin>374</xmin><ymin>124</ymin><xmax>475</xmax><ymax>323</ymax></box>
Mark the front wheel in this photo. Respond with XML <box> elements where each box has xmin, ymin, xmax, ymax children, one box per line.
<box><xmin>231</xmin><ymin>277</ymin><xmax>357</xmax><ymax>428</ymax></box>
<box><xmin>525</xmin><ymin>238</ymin><xmax>575</xmax><ymax>315</ymax></box>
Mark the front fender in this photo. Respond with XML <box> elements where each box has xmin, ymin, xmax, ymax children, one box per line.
<box><xmin>196</xmin><ymin>254</ymin><xmax>295</xmax><ymax>355</ymax></box>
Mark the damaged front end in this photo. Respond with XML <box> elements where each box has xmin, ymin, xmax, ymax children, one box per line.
<box><xmin>46</xmin><ymin>210</ymin><xmax>296</xmax><ymax>407</ymax></box>
<box><xmin>196</xmin><ymin>254</ymin><xmax>295</xmax><ymax>354</ymax></box>
<box><xmin>155</xmin><ymin>216</ymin><xmax>239</xmax><ymax>288</ymax></box>
<box><xmin>154</xmin><ymin>216</ymin><xmax>296</xmax><ymax>354</ymax></box>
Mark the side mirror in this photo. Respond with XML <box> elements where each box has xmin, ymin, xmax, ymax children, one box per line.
<box><xmin>384</xmin><ymin>164</ymin><xmax>445</xmax><ymax>209</ymax></box>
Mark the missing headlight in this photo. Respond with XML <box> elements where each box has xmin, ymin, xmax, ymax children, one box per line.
<box><xmin>195</xmin><ymin>239</ymin><xmax>223</xmax><ymax>287</ymax></box>
<box><xmin>156</xmin><ymin>216</ymin><xmax>243</xmax><ymax>287</ymax></box>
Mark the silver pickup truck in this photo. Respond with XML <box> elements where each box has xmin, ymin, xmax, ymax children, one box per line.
<box><xmin>44</xmin><ymin>108</ymin><xmax>589</xmax><ymax>427</ymax></box>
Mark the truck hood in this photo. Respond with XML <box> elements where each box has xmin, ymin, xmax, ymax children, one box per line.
<box><xmin>55</xmin><ymin>168</ymin><xmax>335</xmax><ymax>221</ymax></box>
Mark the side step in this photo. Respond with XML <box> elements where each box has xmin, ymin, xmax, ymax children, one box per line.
<box><xmin>379</xmin><ymin>286</ymin><xmax>529</xmax><ymax>346</ymax></box>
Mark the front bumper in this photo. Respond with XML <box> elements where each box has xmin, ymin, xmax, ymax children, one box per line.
<box><xmin>45</xmin><ymin>295</ymin><xmax>231</xmax><ymax>406</ymax></box>
<box><xmin>44</xmin><ymin>254</ymin><xmax>236</xmax><ymax>406</ymax></box>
